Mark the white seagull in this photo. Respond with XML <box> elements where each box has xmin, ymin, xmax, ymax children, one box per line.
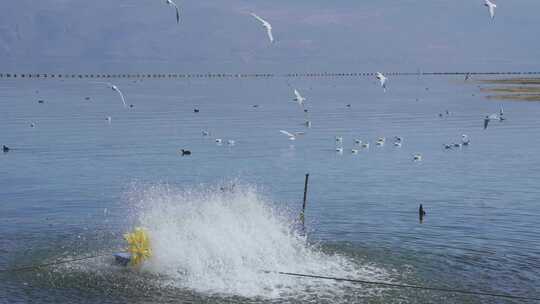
<box><xmin>484</xmin><ymin>0</ymin><xmax>497</xmax><ymax>19</ymax></box>
<box><xmin>484</xmin><ymin>113</ymin><xmax>499</xmax><ymax>129</ymax></box>
<box><xmin>280</xmin><ymin>130</ymin><xmax>304</xmax><ymax>140</ymax></box>
<box><xmin>292</xmin><ymin>89</ymin><xmax>306</xmax><ymax>106</ymax></box>
<box><xmin>166</xmin><ymin>0</ymin><xmax>180</xmax><ymax>24</ymax></box>
<box><xmin>462</xmin><ymin>134</ymin><xmax>470</xmax><ymax>146</ymax></box>
<box><xmin>376</xmin><ymin>72</ymin><xmax>387</xmax><ymax>91</ymax></box>
<box><xmin>251</xmin><ymin>13</ymin><xmax>274</xmax><ymax>43</ymax></box>
<box><xmin>95</xmin><ymin>82</ymin><xmax>127</xmax><ymax>108</ymax></box>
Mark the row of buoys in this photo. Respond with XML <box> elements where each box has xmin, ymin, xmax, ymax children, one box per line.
<box><xmin>0</xmin><ymin>71</ymin><xmax>538</xmax><ymax>80</ymax></box>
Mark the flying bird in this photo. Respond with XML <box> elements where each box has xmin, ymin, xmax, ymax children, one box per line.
<box><xmin>376</xmin><ymin>72</ymin><xmax>387</xmax><ymax>91</ymax></box>
<box><xmin>166</xmin><ymin>0</ymin><xmax>180</xmax><ymax>24</ymax></box>
<box><xmin>95</xmin><ymin>82</ymin><xmax>127</xmax><ymax>108</ymax></box>
<box><xmin>251</xmin><ymin>13</ymin><xmax>274</xmax><ymax>43</ymax></box>
<box><xmin>292</xmin><ymin>89</ymin><xmax>306</xmax><ymax>106</ymax></box>
<box><xmin>280</xmin><ymin>130</ymin><xmax>304</xmax><ymax>141</ymax></box>
<box><xmin>484</xmin><ymin>0</ymin><xmax>497</xmax><ymax>19</ymax></box>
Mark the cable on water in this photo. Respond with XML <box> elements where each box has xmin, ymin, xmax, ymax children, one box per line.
<box><xmin>0</xmin><ymin>253</ymin><xmax>112</xmax><ymax>273</ymax></box>
<box><xmin>262</xmin><ymin>270</ymin><xmax>540</xmax><ymax>302</ymax></box>
<box><xmin>2</xmin><ymin>255</ymin><xmax>539</xmax><ymax>301</ymax></box>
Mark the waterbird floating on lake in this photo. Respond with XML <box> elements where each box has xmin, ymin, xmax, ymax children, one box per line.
<box><xmin>280</xmin><ymin>130</ymin><xmax>304</xmax><ymax>141</ymax></box>
<box><xmin>215</xmin><ymin>138</ymin><xmax>223</xmax><ymax>144</ymax></box>
<box><xmin>165</xmin><ymin>0</ymin><xmax>180</xmax><ymax>24</ymax></box>
<box><xmin>227</xmin><ymin>140</ymin><xmax>235</xmax><ymax>146</ymax></box>
<box><xmin>499</xmin><ymin>106</ymin><xmax>505</xmax><ymax>121</ymax></box>
<box><xmin>335</xmin><ymin>136</ymin><xmax>343</xmax><ymax>144</ymax></box>
<box><xmin>462</xmin><ymin>134</ymin><xmax>470</xmax><ymax>146</ymax></box>
<box><xmin>2</xmin><ymin>145</ymin><xmax>9</xmax><ymax>153</ymax></box>
<box><xmin>94</xmin><ymin>82</ymin><xmax>127</xmax><ymax>108</ymax></box>
<box><xmin>484</xmin><ymin>0</ymin><xmax>497</xmax><ymax>19</ymax></box>
<box><xmin>336</xmin><ymin>147</ymin><xmax>344</xmax><ymax>153</ymax></box>
<box><xmin>376</xmin><ymin>72</ymin><xmax>387</xmax><ymax>91</ymax></box>
<box><xmin>413</xmin><ymin>154</ymin><xmax>422</xmax><ymax>161</ymax></box>
<box><xmin>106</xmin><ymin>116</ymin><xmax>112</xmax><ymax>124</ymax></box>
<box><xmin>484</xmin><ymin>113</ymin><xmax>499</xmax><ymax>129</ymax></box>
<box><xmin>250</xmin><ymin>13</ymin><xmax>274</xmax><ymax>43</ymax></box>
<box><xmin>180</xmin><ymin>149</ymin><xmax>191</xmax><ymax>156</ymax></box>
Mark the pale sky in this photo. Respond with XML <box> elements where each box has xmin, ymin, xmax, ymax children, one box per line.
<box><xmin>1</xmin><ymin>0</ymin><xmax>539</xmax><ymax>73</ymax></box>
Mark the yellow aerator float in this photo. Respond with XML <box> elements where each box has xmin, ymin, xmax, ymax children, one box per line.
<box><xmin>113</xmin><ymin>227</ymin><xmax>152</xmax><ymax>267</ymax></box>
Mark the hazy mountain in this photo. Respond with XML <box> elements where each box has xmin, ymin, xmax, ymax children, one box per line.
<box><xmin>1</xmin><ymin>0</ymin><xmax>539</xmax><ymax>73</ymax></box>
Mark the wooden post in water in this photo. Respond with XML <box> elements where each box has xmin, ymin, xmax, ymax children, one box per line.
<box><xmin>300</xmin><ymin>173</ymin><xmax>310</xmax><ymax>227</ymax></box>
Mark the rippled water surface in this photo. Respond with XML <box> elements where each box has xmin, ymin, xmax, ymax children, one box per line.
<box><xmin>1</xmin><ymin>77</ymin><xmax>539</xmax><ymax>303</ymax></box>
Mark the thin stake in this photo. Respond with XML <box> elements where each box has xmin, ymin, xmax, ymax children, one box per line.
<box><xmin>300</xmin><ymin>173</ymin><xmax>309</xmax><ymax>226</ymax></box>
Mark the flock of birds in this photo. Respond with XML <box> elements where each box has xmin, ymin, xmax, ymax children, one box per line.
<box><xmin>1</xmin><ymin>0</ymin><xmax>504</xmax><ymax>161</ymax></box>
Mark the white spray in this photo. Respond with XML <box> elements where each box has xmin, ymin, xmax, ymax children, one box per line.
<box><xmin>127</xmin><ymin>183</ymin><xmax>388</xmax><ymax>299</ymax></box>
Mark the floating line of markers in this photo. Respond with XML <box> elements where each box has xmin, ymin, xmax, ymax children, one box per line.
<box><xmin>0</xmin><ymin>71</ymin><xmax>539</xmax><ymax>80</ymax></box>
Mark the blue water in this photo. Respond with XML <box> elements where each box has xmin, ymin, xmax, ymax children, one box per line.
<box><xmin>1</xmin><ymin>77</ymin><xmax>539</xmax><ymax>303</ymax></box>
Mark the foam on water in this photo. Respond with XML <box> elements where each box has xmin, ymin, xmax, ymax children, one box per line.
<box><xmin>125</xmin><ymin>182</ymin><xmax>389</xmax><ymax>299</ymax></box>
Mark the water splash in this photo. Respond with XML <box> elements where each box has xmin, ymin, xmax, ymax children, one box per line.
<box><xmin>126</xmin><ymin>182</ymin><xmax>389</xmax><ymax>299</ymax></box>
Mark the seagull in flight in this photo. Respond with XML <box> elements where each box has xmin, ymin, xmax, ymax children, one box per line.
<box><xmin>166</xmin><ymin>0</ymin><xmax>180</xmax><ymax>24</ymax></box>
<box><xmin>280</xmin><ymin>130</ymin><xmax>304</xmax><ymax>141</ymax></box>
<box><xmin>499</xmin><ymin>106</ymin><xmax>505</xmax><ymax>121</ymax></box>
<box><xmin>94</xmin><ymin>82</ymin><xmax>127</xmax><ymax>108</ymax></box>
<box><xmin>484</xmin><ymin>0</ymin><xmax>497</xmax><ymax>19</ymax></box>
<box><xmin>484</xmin><ymin>113</ymin><xmax>499</xmax><ymax>129</ymax></box>
<box><xmin>251</xmin><ymin>13</ymin><xmax>274</xmax><ymax>43</ymax></box>
<box><xmin>376</xmin><ymin>72</ymin><xmax>387</xmax><ymax>91</ymax></box>
<box><xmin>292</xmin><ymin>89</ymin><xmax>306</xmax><ymax>106</ymax></box>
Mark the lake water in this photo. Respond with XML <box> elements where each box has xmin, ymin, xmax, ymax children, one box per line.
<box><xmin>1</xmin><ymin>76</ymin><xmax>539</xmax><ymax>303</ymax></box>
